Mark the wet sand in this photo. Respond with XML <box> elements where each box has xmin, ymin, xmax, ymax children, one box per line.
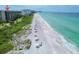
<box><xmin>24</xmin><ymin>13</ymin><xmax>78</xmax><ymax>54</ymax></box>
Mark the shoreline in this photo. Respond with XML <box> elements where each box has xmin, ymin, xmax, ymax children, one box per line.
<box><xmin>8</xmin><ymin>13</ymin><xmax>79</xmax><ymax>54</ymax></box>
<box><xmin>35</xmin><ymin>13</ymin><xmax>78</xmax><ymax>53</ymax></box>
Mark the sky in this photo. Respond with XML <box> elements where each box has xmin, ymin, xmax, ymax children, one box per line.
<box><xmin>0</xmin><ymin>5</ymin><xmax>79</xmax><ymax>12</ymax></box>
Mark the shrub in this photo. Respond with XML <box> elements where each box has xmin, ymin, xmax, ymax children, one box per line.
<box><xmin>0</xmin><ymin>41</ymin><xmax>13</xmax><ymax>54</ymax></box>
<box><xmin>0</xmin><ymin>15</ymin><xmax>33</xmax><ymax>53</ymax></box>
<box><xmin>24</xmin><ymin>39</ymin><xmax>31</xmax><ymax>49</ymax></box>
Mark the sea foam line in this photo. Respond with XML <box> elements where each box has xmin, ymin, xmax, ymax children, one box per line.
<box><xmin>37</xmin><ymin>13</ymin><xmax>79</xmax><ymax>53</ymax></box>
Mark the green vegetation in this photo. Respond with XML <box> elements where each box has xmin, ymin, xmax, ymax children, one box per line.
<box><xmin>24</xmin><ymin>39</ymin><xmax>31</xmax><ymax>49</ymax></box>
<box><xmin>0</xmin><ymin>15</ymin><xmax>33</xmax><ymax>53</ymax></box>
<box><xmin>0</xmin><ymin>41</ymin><xmax>14</xmax><ymax>54</ymax></box>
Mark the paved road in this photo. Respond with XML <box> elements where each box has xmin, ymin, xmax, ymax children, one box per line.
<box><xmin>24</xmin><ymin>14</ymin><xmax>78</xmax><ymax>54</ymax></box>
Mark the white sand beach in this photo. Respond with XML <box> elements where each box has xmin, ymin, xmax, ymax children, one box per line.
<box><xmin>24</xmin><ymin>13</ymin><xmax>78</xmax><ymax>54</ymax></box>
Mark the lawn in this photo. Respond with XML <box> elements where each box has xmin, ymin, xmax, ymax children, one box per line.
<box><xmin>0</xmin><ymin>15</ymin><xmax>33</xmax><ymax>53</ymax></box>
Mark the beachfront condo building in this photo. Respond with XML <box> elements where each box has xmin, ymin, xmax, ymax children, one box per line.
<box><xmin>0</xmin><ymin>9</ymin><xmax>34</xmax><ymax>22</ymax></box>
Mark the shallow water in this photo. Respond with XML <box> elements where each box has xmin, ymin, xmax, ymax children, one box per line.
<box><xmin>39</xmin><ymin>12</ymin><xmax>79</xmax><ymax>48</ymax></box>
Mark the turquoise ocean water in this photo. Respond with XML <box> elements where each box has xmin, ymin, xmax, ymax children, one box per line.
<box><xmin>39</xmin><ymin>12</ymin><xmax>79</xmax><ymax>48</ymax></box>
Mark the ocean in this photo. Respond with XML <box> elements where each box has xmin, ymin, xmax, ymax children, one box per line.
<box><xmin>39</xmin><ymin>12</ymin><xmax>79</xmax><ymax>49</ymax></box>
